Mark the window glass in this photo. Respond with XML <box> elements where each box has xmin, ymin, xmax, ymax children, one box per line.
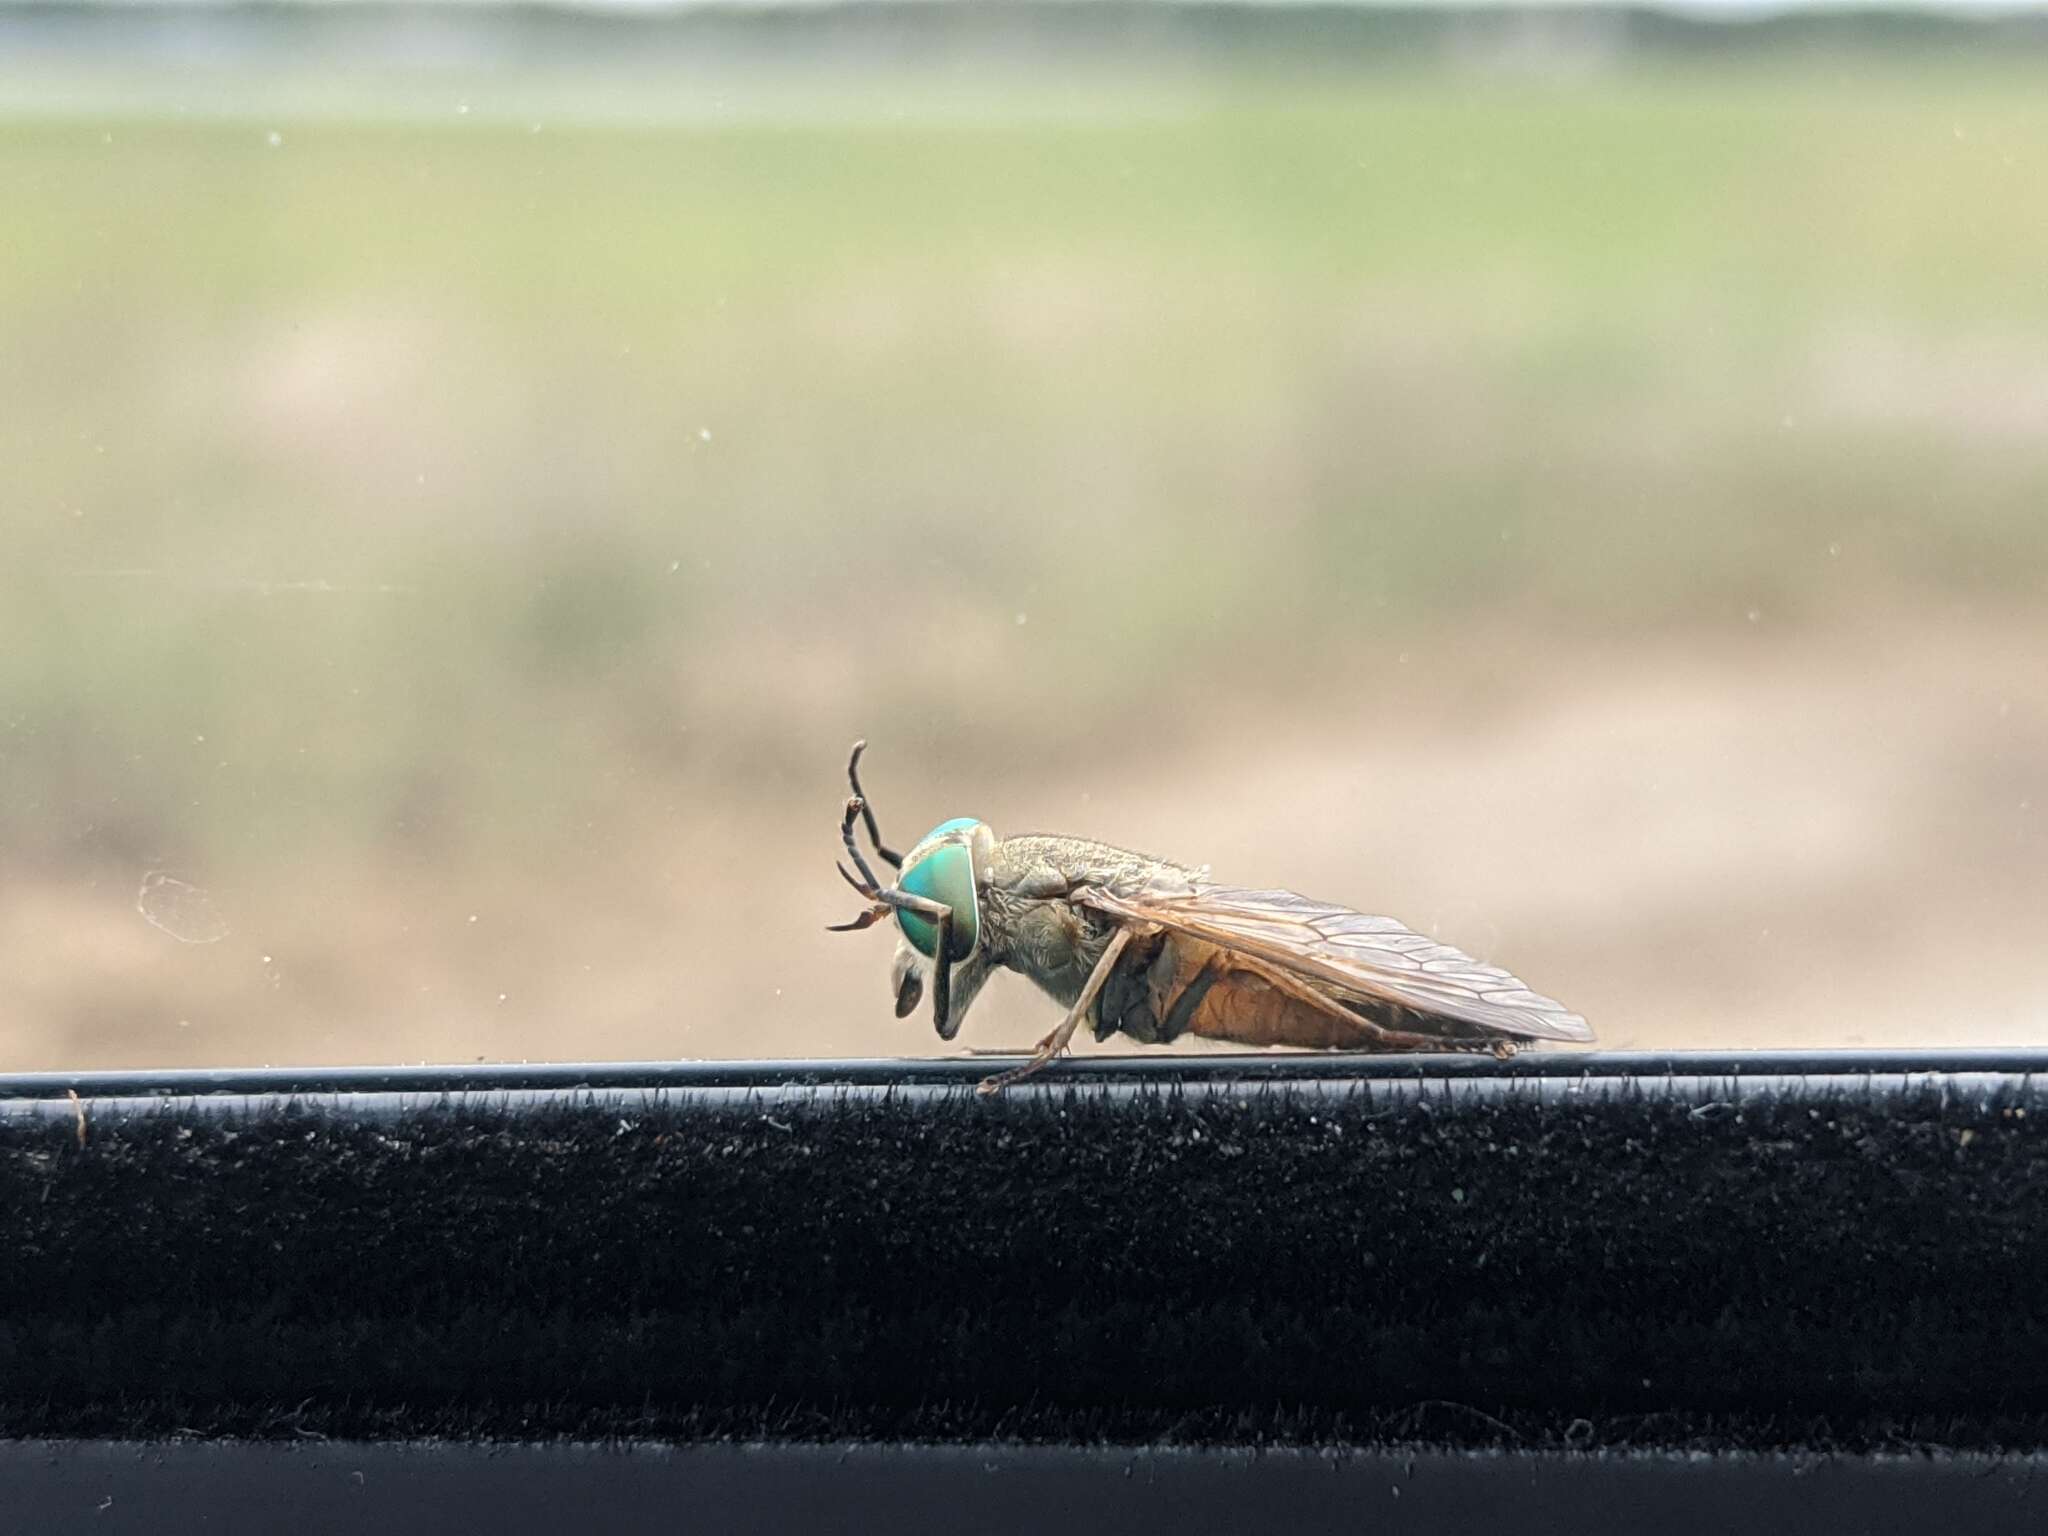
<box><xmin>5</xmin><ymin>5</ymin><xmax>2042</xmax><ymax>1069</ymax></box>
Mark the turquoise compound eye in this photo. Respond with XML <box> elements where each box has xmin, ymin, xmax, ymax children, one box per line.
<box><xmin>895</xmin><ymin>821</ymin><xmax>981</xmax><ymax>962</ymax></box>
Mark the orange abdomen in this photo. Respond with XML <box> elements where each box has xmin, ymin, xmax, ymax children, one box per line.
<box><xmin>1094</xmin><ymin>927</ymin><xmax>1495</xmax><ymax>1054</ymax></box>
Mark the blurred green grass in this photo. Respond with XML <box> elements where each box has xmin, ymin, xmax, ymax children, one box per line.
<box><xmin>6</xmin><ymin>62</ymin><xmax>2048</xmax><ymax>874</ymax></box>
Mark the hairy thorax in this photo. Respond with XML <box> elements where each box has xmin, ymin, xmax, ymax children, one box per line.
<box><xmin>980</xmin><ymin>834</ymin><xmax>1202</xmax><ymax>1008</ymax></box>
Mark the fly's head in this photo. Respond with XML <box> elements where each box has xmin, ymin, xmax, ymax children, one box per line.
<box><xmin>827</xmin><ymin>742</ymin><xmax>999</xmax><ymax>1042</ymax></box>
<box><xmin>883</xmin><ymin>815</ymin><xmax>998</xmax><ymax>1039</ymax></box>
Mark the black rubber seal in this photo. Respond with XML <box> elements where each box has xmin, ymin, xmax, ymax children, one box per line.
<box><xmin>4</xmin><ymin>1050</ymin><xmax>2046</xmax><ymax>1452</ymax></box>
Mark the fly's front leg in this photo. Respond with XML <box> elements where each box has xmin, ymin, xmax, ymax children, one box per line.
<box><xmin>976</xmin><ymin>928</ymin><xmax>1133</xmax><ymax>1097</ymax></box>
<box><xmin>930</xmin><ymin>905</ymin><xmax>954</xmax><ymax>1036</ymax></box>
<box><xmin>844</xmin><ymin>740</ymin><xmax>902</xmax><ymax>869</ymax></box>
<box><xmin>874</xmin><ymin>889</ymin><xmax>957</xmax><ymax>1038</ymax></box>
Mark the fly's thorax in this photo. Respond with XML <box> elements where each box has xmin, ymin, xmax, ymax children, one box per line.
<box><xmin>985</xmin><ymin>834</ymin><xmax>1204</xmax><ymax>904</ymax></box>
<box><xmin>980</xmin><ymin>834</ymin><xmax>1204</xmax><ymax>1007</ymax></box>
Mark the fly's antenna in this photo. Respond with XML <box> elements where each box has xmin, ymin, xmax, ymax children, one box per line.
<box><xmin>846</xmin><ymin>740</ymin><xmax>902</xmax><ymax>869</ymax></box>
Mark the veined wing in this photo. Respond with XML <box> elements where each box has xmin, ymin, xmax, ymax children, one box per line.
<box><xmin>1079</xmin><ymin>883</ymin><xmax>1591</xmax><ymax>1044</ymax></box>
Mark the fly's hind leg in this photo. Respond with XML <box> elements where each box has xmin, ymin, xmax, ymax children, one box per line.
<box><xmin>976</xmin><ymin>928</ymin><xmax>1133</xmax><ymax>1097</ymax></box>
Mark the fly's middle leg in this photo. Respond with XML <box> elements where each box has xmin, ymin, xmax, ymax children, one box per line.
<box><xmin>976</xmin><ymin>927</ymin><xmax>1133</xmax><ymax>1096</ymax></box>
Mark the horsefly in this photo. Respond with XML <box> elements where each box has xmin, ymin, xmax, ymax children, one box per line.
<box><xmin>828</xmin><ymin>742</ymin><xmax>1592</xmax><ymax>1096</ymax></box>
